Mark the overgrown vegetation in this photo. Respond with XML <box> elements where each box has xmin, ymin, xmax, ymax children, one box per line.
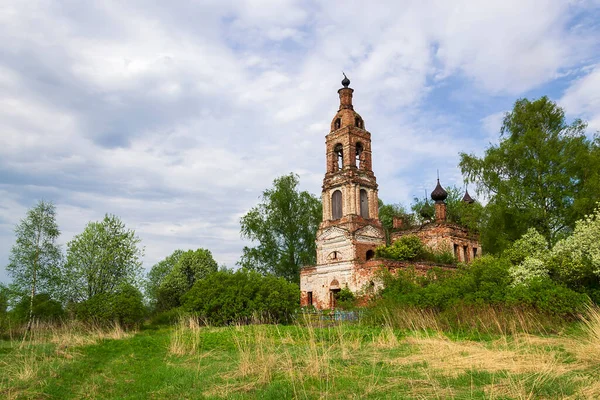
<box><xmin>182</xmin><ymin>269</ymin><xmax>299</xmax><ymax>325</ymax></box>
<box><xmin>3</xmin><ymin>308</ymin><xmax>600</xmax><ymax>399</ymax></box>
<box><xmin>374</xmin><ymin>234</ymin><xmax>458</xmax><ymax>265</ymax></box>
<box><xmin>373</xmin><ymin>255</ymin><xmax>588</xmax><ymax>321</ymax></box>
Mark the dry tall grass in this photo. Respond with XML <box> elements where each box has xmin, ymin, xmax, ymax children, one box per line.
<box><xmin>371</xmin><ymin>304</ymin><xmax>564</xmax><ymax>335</ymax></box>
<box><xmin>0</xmin><ymin>319</ymin><xmax>134</xmax><ymax>396</ymax></box>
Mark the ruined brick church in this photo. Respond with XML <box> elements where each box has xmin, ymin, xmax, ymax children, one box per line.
<box><xmin>300</xmin><ymin>75</ymin><xmax>481</xmax><ymax>309</ymax></box>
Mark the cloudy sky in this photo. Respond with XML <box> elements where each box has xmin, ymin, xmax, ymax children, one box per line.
<box><xmin>2</xmin><ymin>0</ymin><xmax>600</xmax><ymax>282</ymax></box>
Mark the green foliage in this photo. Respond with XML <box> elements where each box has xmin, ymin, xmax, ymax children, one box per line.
<box><xmin>506</xmin><ymin>278</ymin><xmax>589</xmax><ymax>316</ymax></box>
<box><xmin>378</xmin><ymin>255</ymin><xmax>587</xmax><ymax>317</ymax></box>
<box><xmin>239</xmin><ymin>173</ymin><xmax>322</xmax><ymax>283</ymax></box>
<box><xmin>148</xmin><ymin>308</ymin><xmax>183</xmax><ymax>327</ymax></box>
<box><xmin>460</xmin><ymin>96</ymin><xmax>600</xmax><ymax>253</ymax></box>
<box><xmin>503</xmin><ymin>228</ymin><xmax>549</xmax><ymax>265</ymax></box>
<box><xmin>378</xmin><ymin>200</ymin><xmax>415</xmax><ymax>243</ymax></box>
<box><xmin>6</xmin><ymin>200</ymin><xmax>63</xmax><ymax>317</ymax></box>
<box><xmin>145</xmin><ymin>250</ymin><xmax>184</xmax><ymax>309</ymax></box>
<box><xmin>182</xmin><ymin>269</ymin><xmax>299</xmax><ymax>325</ymax></box>
<box><xmin>334</xmin><ymin>287</ymin><xmax>356</xmax><ymax>310</ymax></box>
<box><xmin>73</xmin><ymin>284</ymin><xmax>146</xmax><ymax>328</ymax></box>
<box><xmin>547</xmin><ymin>204</ymin><xmax>600</xmax><ymax>292</ymax></box>
<box><xmin>422</xmin><ymin>246</ymin><xmax>458</xmax><ymax>265</ymax></box>
<box><xmin>156</xmin><ymin>248</ymin><xmax>219</xmax><ymax>310</ymax></box>
<box><xmin>411</xmin><ymin>186</ymin><xmax>484</xmax><ymax>231</ymax></box>
<box><xmin>14</xmin><ymin>293</ymin><xmax>65</xmax><ymax>322</ymax></box>
<box><xmin>65</xmin><ymin>214</ymin><xmax>144</xmax><ymax>302</ymax></box>
<box><xmin>0</xmin><ymin>284</ymin><xmax>8</xmax><ymax>315</ymax></box>
<box><xmin>375</xmin><ymin>235</ymin><xmax>424</xmax><ymax>261</ymax></box>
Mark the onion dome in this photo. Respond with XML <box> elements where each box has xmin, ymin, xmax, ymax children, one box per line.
<box><xmin>462</xmin><ymin>189</ymin><xmax>475</xmax><ymax>204</ymax></box>
<box><xmin>430</xmin><ymin>179</ymin><xmax>448</xmax><ymax>202</ymax></box>
<box><xmin>341</xmin><ymin>72</ymin><xmax>350</xmax><ymax>88</ymax></box>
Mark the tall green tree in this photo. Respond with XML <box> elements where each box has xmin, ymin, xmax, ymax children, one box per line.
<box><xmin>156</xmin><ymin>248</ymin><xmax>218</xmax><ymax>310</ymax></box>
<box><xmin>65</xmin><ymin>214</ymin><xmax>144</xmax><ymax>302</ymax></box>
<box><xmin>145</xmin><ymin>249</ymin><xmax>184</xmax><ymax>308</ymax></box>
<box><xmin>460</xmin><ymin>96</ymin><xmax>600</xmax><ymax>253</ymax></box>
<box><xmin>239</xmin><ymin>173</ymin><xmax>322</xmax><ymax>283</ymax></box>
<box><xmin>6</xmin><ymin>200</ymin><xmax>62</xmax><ymax>331</ymax></box>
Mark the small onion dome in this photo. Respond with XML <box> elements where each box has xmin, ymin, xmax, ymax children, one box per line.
<box><xmin>462</xmin><ymin>189</ymin><xmax>475</xmax><ymax>204</ymax></box>
<box><xmin>341</xmin><ymin>72</ymin><xmax>350</xmax><ymax>88</ymax></box>
<box><xmin>431</xmin><ymin>179</ymin><xmax>448</xmax><ymax>202</ymax></box>
<box><xmin>420</xmin><ymin>201</ymin><xmax>434</xmax><ymax>220</ymax></box>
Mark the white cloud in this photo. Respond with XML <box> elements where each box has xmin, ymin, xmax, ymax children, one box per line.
<box><xmin>561</xmin><ymin>65</ymin><xmax>600</xmax><ymax>132</ymax></box>
<box><xmin>1</xmin><ymin>0</ymin><xmax>599</xmax><ymax>283</ymax></box>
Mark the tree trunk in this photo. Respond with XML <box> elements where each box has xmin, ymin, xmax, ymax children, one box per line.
<box><xmin>26</xmin><ymin>231</ymin><xmax>41</xmax><ymax>334</ymax></box>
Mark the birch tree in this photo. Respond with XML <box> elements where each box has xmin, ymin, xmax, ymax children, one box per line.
<box><xmin>6</xmin><ymin>200</ymin><xmax>62</xmax><ymax>332</ymax></box>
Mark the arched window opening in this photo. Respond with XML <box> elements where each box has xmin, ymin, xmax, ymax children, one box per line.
<box><xmin>334</xmin><ymin>143</ymin><xmax>343</xmax><ymax>170</ymax></box>
<box><xmin>332</xmin><ymin>190</ymin><xmax>343</xmax><ymax>220</ymax></box>
<box><xmin>366</xmin><ymin>250</ymin><xmax>374</xmax><ymax>260</ymax></box>
<box><xmin>355</xmin><ymin>116</ymin><xmax>363</xmax><ymax>128</ymax></box>
<box><xmin>334</xmin><ymin>118</ymin><xmax>341</xmax><ymax>130</ymax></box>
<box><xmin>360</xmin><ymin>189</ymin><xmax>369</xmax><ymax>218</ymax></box>
<box><xmin>355</xmin><ymin>142</ymin><xmax>363</xmax><ymax>169</ymax></box>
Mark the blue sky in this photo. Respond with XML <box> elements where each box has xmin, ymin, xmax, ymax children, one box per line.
<box><xmin>2</xmin><ymin>0</ymin><xmax>600</xmax><ymax>283</ymax></box>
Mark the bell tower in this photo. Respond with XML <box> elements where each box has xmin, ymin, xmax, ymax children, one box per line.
<box><xmin>301</xmin><ymin>75</ymin><xmax>385</xmax><ymax>308</ymax></box>
<box><xmin>319</xmin><ymin>74</ymin><xmax>383</xmax><ymax>235</ymax></box>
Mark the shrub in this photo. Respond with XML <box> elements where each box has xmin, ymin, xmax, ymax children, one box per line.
<box><xmin>182</xmin><ymin>270</ymin><xmax>299</xmax><ymax>325</ymax></box>
<box><xmin>507</xmin><ymin>278</ymin><xmax>589</xmax><ymax>316</ymax></box>
<box><xmin>376</xmin><ymin>255</ymin><xmax>586</xmax><ymax>319</ymax></box>
<box><xmin>547</xmin><ymin>204</ymin><xmax>600</xmax><ymax>290</ymax></box>
<box><xmin>73</xmin><ymin>284</ymin><xmax>146</xmax><ymax>328</ymax></box>
<box><xmin>503</xmin><ymin>228</ymin><xmax>549</xmax><ymax>265</ymax></box>
<box><xmin>149</xmin><ymin>308</ymin><xmax>183</xmax><ymax>327</ymax></box>
<box><xmin>335</xmin><ymin>287</ymin><xmax>356</xmax><ymax>310</ymax></box>
<box><xmin>13</xmin><ymin>293</ymin><xmax>65</xmax><ymax>322</ymax></box>
<box><xmin>509</xmin><ymin>256</ymin><xmax>549</xmax><ymax>286</ymax></box>
<box><xmin>375</xmin><ymin>235</ymin><xmax>424</xmax><ymax>261</ymax></box>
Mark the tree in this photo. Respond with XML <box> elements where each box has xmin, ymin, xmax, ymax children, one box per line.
<box><xmin>411</xmin><ymin>186</ymin><xmax>483</xmax><ymax>231</ymax></box>
<box><xmin>145</xmin><ymin>249</ymin><xmax>184</xmax><ymax>308</ymax></box>
<box><xmin>0</xmin><ymin>284</ymin><xmax>8</xmax><ymax>315</ymax></box>
<box><xmin>13</xmin><ymin>293</ymin><xmax>65</xmax><ymax>323</ymax></box>
<box><xmin>64</xmin><ymin>214</ymin><xmax>144</xmax><ymax>302</ymax></box>
<box><xmin>6</xmin><ymin>200</ymin><xmax>62</xmax><ymax>331</ymax></box>
<box><xmin>157</xmin><ymin>248</ymin><xmax>219</xmax><ymax>310</ymax></box>
<box><xmin>378</xmin><ymin>200</ymin><xmax>414</xmax><ymax>243</ymax></box>
<box><xmin>460</xmin><ymin>96</ymin><xmax>600</xmax><ymax>253</ymax></box>
<box><xmin>239</xmin><ymin>173</ymin><xmax>322</xmax><ymax>283</ymax></box>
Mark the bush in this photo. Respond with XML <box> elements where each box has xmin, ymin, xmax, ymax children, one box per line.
<box><xmin>73</xmin><ymin>284</ymin><xmax>146</xmax><ymax>328</ymax></box>
<box><xmin>335</xmin><ymin>287</ymin><xmax>356</xmax><ymax>310</ymax></box>
<box><xmin>13</xmin><ymin>293</ymin><xmax>65</xmax><ymax>322</ymax></box>
<box><xmin>156</xmin><ymin>248</ymin><xmax>219</xmax><ymax>310</ymax></box>
<box><xmin>376</xmin><ymin>255</ymin><xmax>586</xmax><ymax>318</ymax></box>
<box><xmin>507</xmin><ymin>278</ymin><xmax>589</xmax><ymax>316</ymax></box>
<box><xmin>375</xmin><ymin>235</ymin><xmax>424</xmax><ymax>261</ymax></box>
<box><xmin>148</xmin><ymin>308</ymin><xmax>183</xmax><ymax>327</ymax></box>
<box><xmin>182</xmin><ymin>270</ymin><xmax>299</xmax><ymax>325</ymax></box>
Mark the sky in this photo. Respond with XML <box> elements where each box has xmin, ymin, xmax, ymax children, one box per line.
<box><xmin>2</xmin><ymin>0</ymin><xmax>600</xmax><ymax>283</ymax></box>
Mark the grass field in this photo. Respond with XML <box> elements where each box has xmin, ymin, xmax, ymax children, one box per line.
<box><xmin>1</xmin><ymin>309</ymin><xmax>600</xmax><ymax>399</ymax></box>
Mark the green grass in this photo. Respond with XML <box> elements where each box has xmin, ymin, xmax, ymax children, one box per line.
<box><xmin>1</xmin><ymin>313</ymin><xmax>600</xmax><ymax>399</ymax></box>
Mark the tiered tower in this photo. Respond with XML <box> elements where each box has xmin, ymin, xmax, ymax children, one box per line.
<box><xmin>300</xmin><ymin>75</ymin><xmax>385</xmax><ymax>309</ymax></box>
